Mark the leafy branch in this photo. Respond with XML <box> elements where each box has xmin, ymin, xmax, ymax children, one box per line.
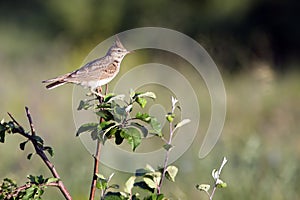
<box><xmin>0</xmin><ymin>107</ymin><xmax>71</xmax><ymax>200</ymax></box>
<box><xmin>196</xmin><ymin>157</ymin><xmax>228</xmax><ymax>200</ymax></box>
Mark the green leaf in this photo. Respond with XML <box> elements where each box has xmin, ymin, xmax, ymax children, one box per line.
<box><xmin>27</xmin><ymin>153</ymin><xmax>33</xmax><ymax>160</ymax></box>
<box><xmin>19</xmin><ymin>140</ymin><xmax>28</xmax><ymax>150</ymax></box>
<box><xmin>23</xmin><ymin>187</ymin><xmax>36</xmax><ymax>199</ymax></box>
<box><xmin>76</xmin><ymin>123</ymin><xmax>98</xmax><ymax>136</ymax></box>
<box><xmin>149</xmin><ymin>117</ymin><xmax>162</xmax><ymax>136</ymax></box>
<box><xmin>46</xmin><ymin>177</ymin><xmax>59</xmax><ymax>184</ymax></box>
<box><xmin>96</xmin><ymin>177</ymin><xmax>107</xmax><ymax>190</ymax></box>
<box><xmin>136</xmin><ymin>92</ymin><xmax>156</xmax><ymax>99</ymax></box>
<box><xmin>109</xmin><ymin>184</ymin><xmax>120</xmax><ymax>189</ymax></box>
<box><xmin>174</xmin><ymin>119</ymin><xmax>191</xmax><ymax>131</ymax></box>
<box><xmin>216</xmin><ymin>179</ymin><xmax>227</xmax><ymax>188</ymax></box>
<box><xmin>136</xmin><ymin>97</ymin><xmax>147</xmax><ymax>108</ymax></box>
<box><xmin>32</xmin><ymin>135</ymin><xmax>44</xmax><ymax>144</ymax></box>
<box><xmin>143</xmin><ymin>177</ymin><xmax>157</xmax><ymax>189</ymax></box>
<box><xmin>115</xmin><ymin>129</ymin><xmax>124</xmax><ymax>145</ymax></box>
<box><xmin>103</xmin><ymin>93</ymin><xmax>116</xmax><ymax>102</ymax></box>
<box><xmin>163</xmin><ymin>144</ymin><xmax>173</xmax><ymax>151</ymax></box>
<box><xmin>96</xmin><ymin>173</ymin><xmax>106</xmax><ymax>179</ymax></box>
<box><xmin>144</xmin><ymin>194</ymin><xmax>165</xmax><ymax>200</ymax></box>
<box><xmin>143</xmin><ymin>172</ymin><xmax>161</xmax><ymax>188</ymax></box>
<box><xmin>96</xmin><ymin>110</ymin><xmax>114</xmax><ymax>121</ymax></box>
<box><xmin>134</xmin><ymin>181</ymin><xmax>154</xmax><ymax>193</ymax></box>
<box><xmin>135</xmin><ymin>112</ymin><xmax>151</xmax><ymax>123</ymax></box>
<box><xmin>130</xmin><ymin>122</ymin><xmax>148</xmax><ymax>137</ymax></box>
<box><xmin>165</xmin><ymin>165</ymin><xmax>178</xmax><ymax>182</ymax></box>
<box><xmin>121</xmin><ymin>127</ymin><xmax>141</xmax><ymax>151</ymax></box>
<box><xmin>166</xmin><ymin>113</ymin><xmax>175</xmax><ymax>123</ymax></box>
<box><xmin>107</xmin><ymin>94</ymin><xmax>125</xmax><ymax>103</ymax></box>
<box><xmin>77</xmin><ymin>99</ymin><xmax>93</xmax><ymax>110</ymax></box>
<box><xmin>124</xmin><ymin>176</ymin><xmax>136</xmax><ymax>194</ymax></box>
<box><xmin>43</xmin><ymin>146</ymin><xmax>54</xmax><ymax>157</ymax></box>
<box><xmin>196</xmin><ymin>184</ymin><xmax>210</xmax><ymax>192</ymax></box>
<box><xmin>103</xmin><ymin>192</ymin><xmax>124</xmax><ymax>200</ymax></box>
<box><xmin>0</xmin><ymin>123</ymin><xmax>6</xmax><ymax>143</ymax></box>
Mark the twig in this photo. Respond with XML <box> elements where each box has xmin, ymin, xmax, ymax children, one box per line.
<box><xmin>157</xmin><ymin>121</ymin><xmax>173</xmax><ymax>194</ymax></box>
<box><xmin>7</xmin><ymin>108</ymin><xmax>72</xmax><ymax>200</ymax></box>
<box><xmin>5</xmin><ymin>182</ymin><xmax>59</xmax><ymax>199</ymax></box>
<box><xmin>25</xmin><ymin>107</ymin><xmax>36</xmax><ymax>136</ymax></box>
<box><xmin>89</xmin><ymin>85</ymin><xmax>108</xmax><ymax>200</ymax></box>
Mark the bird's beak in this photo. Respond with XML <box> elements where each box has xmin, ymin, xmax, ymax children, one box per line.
<box><xmin>128</xmin><ymin>50</ymin><xmax>134</xmax><ymax>54</ymax></box>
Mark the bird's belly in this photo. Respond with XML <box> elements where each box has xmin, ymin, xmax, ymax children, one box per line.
<box><xmin>81</xmin><ymin>77</ymin><xmax>114</xmax><ymax>89</ymax></box>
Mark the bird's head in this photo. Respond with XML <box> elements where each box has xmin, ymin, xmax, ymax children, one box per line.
<box><xmin>107</xmin><ymin>37</ymin><xmax>131</xmax><ymax>61</ymax></box>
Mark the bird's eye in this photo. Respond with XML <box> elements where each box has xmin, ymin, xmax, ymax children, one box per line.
<box><xmin>118</xmin><ymin>49</ymin><xmax>122</xmax><ymax>52</ymax></box>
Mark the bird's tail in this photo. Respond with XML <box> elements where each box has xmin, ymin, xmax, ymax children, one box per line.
<box><xmin>42</xmin><ymin>73</ymin><xmax>71</xmax><ymax>89</ymax></box>
<box><xmin>43</xmin><ymin>80</ymin><xmax>67</xmax><ymax>89</ymax></box>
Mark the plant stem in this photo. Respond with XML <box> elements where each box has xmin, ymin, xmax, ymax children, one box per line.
<box><xmin>89</xmin><ymin>140</ymin><xmax>102</xmax><ymax>200</ymax></box>
<box><xmin>210</xmin><ymin>185</ymin><xmax>217</xmax><ymax>200</ymax></box>
<box><xmin>89</xmin><ymin>85</ymin><xmax>108</xmax><ymax>200</ymax></box>
<box><xmin>157</xmin><ymin>121</ymin><xmax>174</xmax><ymax>194</ymax></box>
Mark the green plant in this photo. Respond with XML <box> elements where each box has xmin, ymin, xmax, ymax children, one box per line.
<box><xmin>0</xmin><ymin>91</ymin><xmax>227</xmax><ymax>200</ymax></box>
<box><xmin>196</xmin><ymin>157</ymin><xmax>228</xmax><ymax>200</ymax></box>
<box><xmin>0</xmin><ymin>107</ymin><xmax>71</xmax><ymax>200</ymax></box>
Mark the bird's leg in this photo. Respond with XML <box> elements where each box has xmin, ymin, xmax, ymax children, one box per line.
<box><xmin>91</xmin><ymin>87</ymin><xmax>104</xmax><ymax>98</ymax></box>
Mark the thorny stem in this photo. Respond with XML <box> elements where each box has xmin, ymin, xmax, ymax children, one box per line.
<box><xmin>89</xmin><ymin>85</ymin><xmax>108</xmax><ymax>200</ymax></box>
<box><xmin>7</xmin><ymin>108</ymin><xmax>72</xmax><ymax>200</ymax></box>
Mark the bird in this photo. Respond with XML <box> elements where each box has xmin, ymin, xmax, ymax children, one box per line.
<box><xmin>42</xmin><ymin>37</ymin><xmax>131</xmax><ymax>97</ymax></box>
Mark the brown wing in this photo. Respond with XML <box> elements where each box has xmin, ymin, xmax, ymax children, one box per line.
<box><xmin>65</xmin><ymin>61</ymin><xmax>118</xmax><ymax>83</ymax></box>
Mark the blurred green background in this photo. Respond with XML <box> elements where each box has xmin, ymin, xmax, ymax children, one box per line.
<box><xmin>1</xmin><ymin>0</ymin><xmax>300</xmax><ymax>199</ymax></box>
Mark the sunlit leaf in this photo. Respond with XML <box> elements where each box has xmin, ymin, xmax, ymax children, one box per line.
<box><xmin>216</xmin><ymin>179</ymin><xmax>227</xmax><ymax>188</ymax></box>
<box><xmin>135</xmin><ymin>112</ymin><xmax>151</xmax><ymax>123</ymax></box>
<box><xmin>124</xmin><ymin>176</ymin><xmax>136</xmax><ymax>194</ymax></box>
<box><xmin>212</xmin><ymin>169</ymin><xmax>219</xmax><ymax>180</ymax></box>
<box><xmin>103</xmin><ymin>93</ymin><xmax>116</xmax><ymax>102</ymax></box>
<box><xmin>165</xmin><ymin>165</ymin><xmax>178</xmax><ymax>182</ymax></box>
<box><xmin>96</xmin><ymin>176</ymin><xmax>107</xmax><ymax>190</ymax></box>
<box><xmin>46</xmin><ymin>177</ymin><xmax>59</xmax><ymax>184</ymax></box>
<box><xmin>166</xmin><ymin>113</ymin><xmax>175</xmax><ymax>123</ymax></box>
<box><xmin>136</xmin><ymin>97</ymin><xmax>147</xmax><ymax>108</ymax></box>
<box><xmin>196</xmin><ymin>184</ymin><xmax>210</xmax><ymax>192</ymax></box>
<box><xmin>174</xmin><ymin>119</ymin><xmax>191</xmax><ymax>129</ymax></box>
<box><xmin>107</xmin><ymin>94</ymin><xmax>125</xmax><ymax>103</ymax></box>
<box><xmin>143</xmin><ymin>177</ymin><xmax>157</xmax><ymax>189</ymax></box>
<box><xmin>136</xmin><ymin>92</ymin><xmax>156</xmax><ymax>99</ymax></box>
